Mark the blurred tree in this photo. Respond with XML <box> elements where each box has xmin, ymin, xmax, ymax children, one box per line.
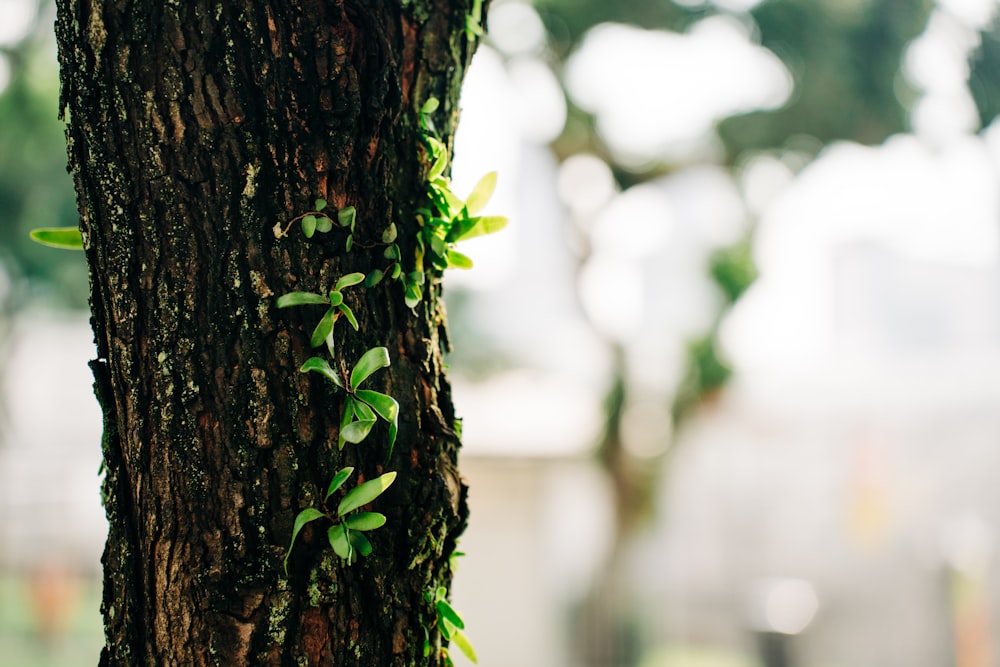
<box><xmin>503</xmin><ymin>0</ymin><xmax>939</xmax><ymax>664</ymax></box>
<box><xmin>55</xmin><ymin>0</ymin><xmax>482</xmax><ymax>664</ymax></box>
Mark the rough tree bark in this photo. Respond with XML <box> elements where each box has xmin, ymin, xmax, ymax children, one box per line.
<box><xmin>54</xmin><ymin>1</ymin><xmax>484</xmax><ymax>664</ymax></box>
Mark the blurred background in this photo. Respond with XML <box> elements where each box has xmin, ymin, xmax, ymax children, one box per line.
<box><xmin>4</xmin><ymin>0</ymin><xmax>1000</xmax><ymax>665</ymax></box>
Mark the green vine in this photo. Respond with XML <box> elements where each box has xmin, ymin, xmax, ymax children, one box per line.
<box><xmin>276</xmin><ymin>288</ymin><xmax>400</xmax><ymax>572</ymax></box>
<box><xmin>275</xmin><ymin>96</ymin><xmax>491</xmax><ymax>663</ymax></box>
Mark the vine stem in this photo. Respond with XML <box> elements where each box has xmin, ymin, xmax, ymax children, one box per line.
<box><xmin>272</xmin><ymin>210</ymin><xmax>330</xmax><ymax>239</ymax></box>
<box><xmin>272</xmin><ymin>210</ymin><xmax>379</xmax><ymax>249</ymax></box>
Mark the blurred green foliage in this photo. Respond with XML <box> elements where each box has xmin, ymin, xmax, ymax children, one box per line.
<box><xmin>671</xmin><ymin>333</ymin><xmax>732</xmax><ymax>425</ymax></box>
<box><xmin>709</xmin><ymin>236</ymin><xmax>758</xmax><ymax>305</ymax></box>
<box><xmin>0</xmin><ymin>39</ymin><xmax>87</xmax><ymax>310</ymax></box>
<box><xmin>535</xmin><ymin>0</ymin><xmax>697</xmax><ymax>53</ymax></box>
<box><xmin>720</xmin><ymin>0</ymin><xmax>934</xmax><ymax>157</ymax></box>
<box><xmin>969</xmin><ymin>17</ymin><xmax>1000</xmax><ymax>129</ymax></box>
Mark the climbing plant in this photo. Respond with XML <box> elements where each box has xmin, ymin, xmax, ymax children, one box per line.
<box><xmin>270</xmin><ymin>96</ymin><xmax>502</xmax><ymax>665</ymax></box>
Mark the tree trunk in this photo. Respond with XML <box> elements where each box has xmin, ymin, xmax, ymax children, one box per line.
<box><xmin>55</xmin><ymin>1</ymin><xmax>482</xmax><ymax>664</ymax></box>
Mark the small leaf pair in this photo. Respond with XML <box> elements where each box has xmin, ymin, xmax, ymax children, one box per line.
<box><xmin>419</xmin><ymin>98</ymin><xmax>439</xmax><ymax>133</ymax></box>
<box><xmin>300</xmin><ymin>199</ymin><xmax>329</xmax><ymax>238</ymax></box>
<box><xmin>283</xmin><ymin>469</ymin><xmax>396</xmax><ymax>573</ymax></box>
<box><xmin>297</xmin><ymin>200</ymin><xmax>356</xmax><ymax>239</ymax></box>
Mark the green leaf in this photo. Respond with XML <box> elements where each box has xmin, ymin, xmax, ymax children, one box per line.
<box><xmin>335</xmin><ymin>272</ymin><xmax>366</xmax><ymax>291</ymax></box>
<box><xmin>300</xmin><ymin>356</ymin><xmax>344</xmax><ymax>388</ymax></box>
<box><xmin>29</xmin><ymin>227</ymin><xmax>84</xmax><ymax>250</ymax></box>
<box><xmin>364</xmin><ymin>269</ymin><xmax>384</xmax><ymax>287</ymax></box>
<box><xmin>429</xmin><ymin>149</ymin><xmax>448</xmax><ymax>180</ymax></box>
<box><xmin>325</xmin><ymin>467</ymin><xmax>355</xmax><ymax>501</ymax></box>
<box><xmin>426</xmin><ymin>136</ymin><xmax>447</xmax><ymax>162</ymax></box>
<box><xmin>446</xmin><ymin>214</ymin><xmax>477</xmax><ymax>243</ymax></box>
<box><xmin>315</xmin><ymin>215</ymin><xmax>333</xmax><ymax>233</ymax></box>
<box><xmin>339</xmin><ymin>396</ymin><xmax>356</xmax><ymax>450</ymax></box>
<box><xmin>328</xmin><ymin>524</ymin><xmax>351</xmax><ymax>559</ymax></box>
<box><xmin>349</xmin><ymin>530</ymin><xmax>373</xmax><ymax>557</ymax></box>
<box><xmin>301</xmin><ymin>214</ymin><xmax>317</xmax><ymax>238</ymax></box>
<box><xmin>340</xmin><ymin>418</ymin><xmax>376</xmax><ymax>445</ymax></box>
<box><xmin>350</xmin><ymin>347</ymin><xmax>390</xmax><ymax>391</ymax></box>
<box><xmin>337</xmin><ymin>205</ymin><xmax>356</xmax><ymax>227</ymax></box>
<box><xmin>405</xmin><ymin>282</ymin><xmax>422</xmax><ymax>309</ymax></box>
<box><xmin>436</xmin><ymin>599</ymin><xmax>465</xmax><ymax>630</ymax></box>
<box><xmin>440</xmin><ymin>185</ymin><xmax>465</xmax><ymax>216</ymax></box>
<box><xmin>315</xmin><ymin>198</ymin><xmax>327</xmax><ymax>211</ymax></box>
<box><xmin>284</xmin><ymin>507</ymin><xmax>327</xmax><ymax>574</ymax></box>
<box><xmin>447</xmin><ymin>250</ymin><xmax>473</xmax><ymax>270</ymax></box>
<box><xmin>328</xmin><ymin>291</ymin><xmax>344</xmax><ymax>307</ymax></box>
<box><xmin>421</xmin><ymin>98</ymin><xmax>439</xmax><ymax>114</ymax></box>
<box><xmin>452</xmin><ymin>630</ymin><xmax>478</xmax><ymax>664</ymax></box>
<box><xmin>384</xmin><ymin>244</ymin><xmax>400</xmax><ymax>260</ymax></box>
<box><xmin>352</xmin><ymin>399</ymin><xmax>376</xmax><ymax>422</ymax></box>
<box><xmin>338</xmin><ymin>471</ymin><xmax>397</xmax><ymax>516</ymax></box>
<box><xmin>407</xmin><ymin>270</ymin><xmax>425</xmax><ymax>286</ymax></box>
<box><xmin>344</xmin><ymin>512</ymin><xmax>387</xmax><ymax>531</ymax></box>
<box><xmin>428</xmin><ymin>185</ymin><xmax>453</xmax><ymax>216</ymax></box>
<box><xmin>338</xmin><ymin>303</ymin><xmax>359</xmax><ymax>331</ymax></box>
<box><xmin>310</xmin><ymin>308</ymin><xmax>336</xmax><ymax>348</ymax></box>
<box><xmin>391</xmin><ymin>263</ymin><xmax>402</xmax><ymax>280</ymax></box>
<box><xmin>429</xmin><ymin>234</ymin><xmax>447</xmax><ymax>259</ymax></box>
<box><xmin>382</xmin><ymin>222</ymin><xmax>398</xmax><ymax>244</ymax></box>
<box><xmin>466</xmin><ymin>15</ymin><xmax>484</xmax><ymax>38</ymax></box>
<box><xmin>456</xmin><ymin>215</ymin><xmax>508</xmax><ymax>241</ymax></box>
<box><xmin>276</xmin><ymin>292</ymin><xmax>330</xmax><ymax>308</ymax></box>
<box><xmin>439</xmin><ymin>616</ymin><xmax>454</xmax><ymax>640</ymax></box>
<box><xmin>356</xmin><ymin>389</ymin><xmax>399</xmax><ymax>457</ymax></box>
<box><xmin>464</xmin><ymin>171</ymin><xmax>497</xmax><ymax>216</ymax></box>
<box><xmin>345</xmin><ymin>234</ymin><xmax>354</xmax><ymax>252</ymax></box>
<box><xmin>355</xmin><ymin>390</ymin><xmax>398</xmax><ymax>425</ymax></box>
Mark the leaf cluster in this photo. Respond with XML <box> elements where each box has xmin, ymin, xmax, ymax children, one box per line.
<box><xmin>406</xmin><ymin>98</ymin><xmax>508</xmax><ymax>308</ymax></box>
<box><xmin>299</xmin><ymin>347</ymin><xmax>399</xmax><ymax>456</ymax></box>
<box><xmin>283</xmin><ymin>469</ymin><xmax>396</xmax><ymax>572</ymax></box>
<box><xmin>278</xmin><ymin>272</ymin><xmax>400</xmax><ymax>570</ymax></box>
<box><xmin>276</xmin><ymin>272</ymin><xmax>365</xmax><ymax>355</ymax></box>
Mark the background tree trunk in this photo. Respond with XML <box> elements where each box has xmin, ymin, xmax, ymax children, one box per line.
<box><xmin>54</xmin><ymin>1</ymin><xmax>482</xmax><ymax>664</ymax></box>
